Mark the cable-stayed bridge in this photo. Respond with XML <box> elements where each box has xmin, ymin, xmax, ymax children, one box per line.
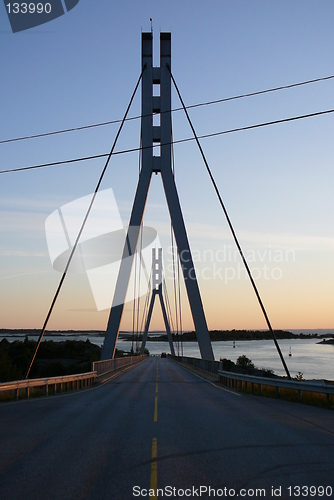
<box><xmin>0</xmin><ymin>33</ymin><xmax>333</xmax><ymax>500</ymax></box>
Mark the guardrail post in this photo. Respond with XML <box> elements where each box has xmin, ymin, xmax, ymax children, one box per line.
<box><xmin>45</xmin><ymin>383</ymin><xmax>48</xmax><ymax>397</ymax></box>
<box><xmin>258</xmin><ymin>384</ymin><xmax>262</xmax><ymax>395</ymax></box>
<box><xmin>251</xmin><ymin>382</ymin><xmax>254</xmax><ymax>394</ymax></box>
<box><xmin>297</xmin><ymin>389</ymin><xmax>301</xmax><ymax>401</ymax></box>
<box><xmin>15</xmin><ymin>388</ymin><xmax>19</xmax><ymax>401</ymax></box>
<box><xmin>276</xmin><ymin>386</ymin><xmax>279</xmax><ymax>398</ymax></box>
<box><xmin>26</xmin><ymin>387</ymin><xmax>29</xmax><ymax>399</ymax></box>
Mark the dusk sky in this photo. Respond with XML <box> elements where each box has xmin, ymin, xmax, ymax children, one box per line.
<box><xmin>1</xmin><ymin>1</ymin><xmax>334</xmax><ymax>333</ymax></box>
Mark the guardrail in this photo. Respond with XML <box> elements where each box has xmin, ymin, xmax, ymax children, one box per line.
<box><xmin>170</xmin><ymin>355</ymin><xmax>334</xmax><ymax>405</ymax></box>
<box><xmin>169</xmin><ymin>355</ymin><xmax>221</xmax><ymax>375</ymax></box>
<box><xmin>218</xmin><ymin>370</ymin><xmax>334</xmax><ymax>403</ymax></box>
<box><xmin>92</xmin><ymin>354</ymin><xmax>147</xmax><ymax>377</ymax></box>
<box><xmin>0</xmin><ymin>355</ymin><xmax>147</xmax><ymax>402</ymax></box>
<box><xmin>0</xmin><ymin>371</ymin><xmax>96</xmax><ymax>401</ymax></box>
<box><xmin>0</xmin><ymin>354</ymin><xmax>146</xmax><ymax>401</ymax></box>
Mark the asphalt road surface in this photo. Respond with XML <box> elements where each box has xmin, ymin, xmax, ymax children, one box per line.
<box><xmin>0</xmin><ymin>357</ymin><xmax>333</xmax><ymax>500</ymax></box>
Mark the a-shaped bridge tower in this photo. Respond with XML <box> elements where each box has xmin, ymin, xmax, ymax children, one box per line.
<box><xmin>140</xmin><ymin>248</ymin><xmax>175</xmax><ymax>356</ymax></box>
<box><xmin>101</xmin><ymin>32</ymin><xmax>214</xmax><ymax>361</ymax></box>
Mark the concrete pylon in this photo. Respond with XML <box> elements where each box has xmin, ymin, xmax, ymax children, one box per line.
<box><xmin>140</xmin><ymin>248</ymin><xmax>175</xmax><ymax>356</ymax></box>
<box><xmin>101</xmin><ymin>32</ymin><xmax>214</xmax><ymax>361</ymax></box>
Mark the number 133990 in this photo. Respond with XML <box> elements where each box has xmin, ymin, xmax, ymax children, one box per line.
<box><xmin>6</xmin><ymin>3</ymin><xmax>52</xmax><ymax>14</ymax></box>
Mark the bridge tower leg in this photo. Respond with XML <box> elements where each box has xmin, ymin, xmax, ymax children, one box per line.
<box><xmin>101</xmin><ymin>32</ymin><xmax>214</xmax><ymax>361</ymax></box>
<box><xmin>140</xmin><ymin>248</ymin><xmax>175</xmax><ymax>356</ymax></box>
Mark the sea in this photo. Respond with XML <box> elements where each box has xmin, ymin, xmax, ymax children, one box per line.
<box><xmin>1</xmin><ymin>329</ymin><xmax>333</xmax><ymax>381</ymax></box>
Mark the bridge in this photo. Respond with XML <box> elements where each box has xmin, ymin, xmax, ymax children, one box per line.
<box><xmin>1</xmin><ymin>357</ymin><xmax>333</xmax><ymax>499</ymax></box>
<box><xmin>1</xmin><ymin>32</ymin><xmax>333</xmax><ymax>499</ymax></box>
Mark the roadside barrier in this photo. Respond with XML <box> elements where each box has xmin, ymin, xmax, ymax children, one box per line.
<box><xmin>218</xmin><ymin>370</ymin><xmax>334</xmax><ymax>403</ymax></box>
<box><xmin>92</xmin><ymin>354</ymin><xmax>147</xmax><ymax>377</ymax></box>
<box><xmin>170</xmin><ymin>355</ymin><xmax>334</xmax><ymax>405</ymax></box>
<box><xmin>0</xmin><ymin>355</ymin><xmax>147</xmax><ymax>402</ymax></box>
<box><xmin>0</xmin><ymin>371</ymin><xmax>96</xmax><ymax>401</ymax></box>
<box><xmin>169</xmin><ymin>354</ymin><xmax>221</xmax><ymax>375</ymax></box>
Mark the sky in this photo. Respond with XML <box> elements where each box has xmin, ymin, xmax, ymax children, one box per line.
<box><xmin>1</xmin><ymin>1</ymin><xmax>334</xmax><ymax>333</ymax></box>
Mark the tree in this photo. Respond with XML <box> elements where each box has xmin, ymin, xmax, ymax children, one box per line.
<box><xmin>236</xmin><ymin>355</ymin><xmax>254</xmax><ymax>370</ymax></box>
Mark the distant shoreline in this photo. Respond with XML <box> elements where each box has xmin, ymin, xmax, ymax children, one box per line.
<box><xmin>1</xmin><ymin>329</ymin><xmax>334</xmax><ymax>342</ymax></box>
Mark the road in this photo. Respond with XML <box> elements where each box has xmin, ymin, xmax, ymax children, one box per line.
<box><xmin>0</xmin><ymin>357</ymin><xmax>333</xmax><ymax>499</ymax></box>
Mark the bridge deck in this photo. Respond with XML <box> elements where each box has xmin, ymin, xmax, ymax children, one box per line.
<box><xmin>0</xmin><ymin>357</ymin><xmax>333</xmax><ymax>499</ymax></box>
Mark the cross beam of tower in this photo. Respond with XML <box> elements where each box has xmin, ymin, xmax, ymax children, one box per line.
<box><xmin>140</xmin><ymin>248</ymin><xmax>175</xmax><ymax>356</ymax></box>
<box><xmin>101</xmin><ymin>32</ymin><xmax>214</xmax><ymax>361</ymax></box>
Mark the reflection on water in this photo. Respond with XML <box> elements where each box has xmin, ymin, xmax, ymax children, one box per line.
<box><xmin>1</xmin><ymin>333</ymin><xmax>333</xmax><ymax>381</ymax></box>
<box><xmin>143</xmin><ymin>338</ymin><xmax>334</xmax><ymax>380</ymax></box>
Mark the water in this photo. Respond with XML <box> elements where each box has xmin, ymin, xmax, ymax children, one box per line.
<box><xmin>143</xmin><ymin>338</ymin><xmax>334</xmax><ymax>381</ymax></box>
<box><xmin>1</xmin><ymin>332</ymin><xmax>333</xmax><ymax>381</ymax></box>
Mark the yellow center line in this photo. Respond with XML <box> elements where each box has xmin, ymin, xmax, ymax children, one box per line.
<box><xmin>150</xmin><ymin>437</ymin><xmax>158</xmax><ymax>498</ymax></box>
<box><xmin>154</xmin><ymin>396</ymin><xmax>158</xmax><ymax>422</ymax></box>
<box><xmin>149</xmin><ymin>360</ymin><xmax>159</xmax><ymax>496</ymax></box>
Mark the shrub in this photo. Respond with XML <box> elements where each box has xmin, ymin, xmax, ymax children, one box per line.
<box><xmin>236</xmin><ymin>355</ymin><xmax>255</xmax><ymax>370</ymax></box>
<box><xmin>220</xmin><ymin>358</ymin><xmax>234</xmax><ymax>371</ymax></box>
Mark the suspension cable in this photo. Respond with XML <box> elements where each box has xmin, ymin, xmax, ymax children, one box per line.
<box><xmin>3</xmin><ymin>106</ymin><xmax>334</xmax><ymax>175</ymax></box>
<box><xmin>170</xmin><ymin>121</ymin><xmax>180</xmax><ymax>355</ymax></box>
<box><xmin>131</xmin><ymin>237</ymin><xmax>139</xmax><ymax>354</ymax></box>
<box><xmin>23</xmin><ymin>67</ymin><xmax>145</xmax><ymax>379</ymax></box>
<box><xmin>140</xmin><ymin>269</ymin><xmax>152</xmax><ymax>335</ymax></box>
<box><xmin>168</xmin><ymin>65</ymin><xmax>291</xmax><ymax>379</ymax></box>
<box><xmin>131</xmin><ymin>138</ymin><xmax>144</xmax><ymax>355</ymax></box>
<box><xmin>177</xmin><ymin>251</ymin><xmax>183</xmax><ymax>357</ymax></box>
<box><xmin>162</xmin><ymin>275</ymin><xmax>175</xmax><ymax>335</ymax></box>
<box><xmin>135</xmin><ymin>225</ymin><xmax>144</xmax><ymax>352</ymax></box>
<box><xmin>170</xmin><ymin>226</ymin><xmax>179</xmax><ymax>355</ymax></box>
<box><xmin>2</xmin><ymin>72</ymin><xmax>334</xmax><ymax>146</ymax></box>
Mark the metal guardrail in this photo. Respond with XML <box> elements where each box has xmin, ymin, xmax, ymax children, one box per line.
<box><xmin>170</xmin><ymin>355</ymin><xmax>334</xmax><ymax>403</ymax></box>
<box><xmin>0</xmin><ymin>371</ymin><xmax>97</xmax><ymax>401</ymax></box>
<box><xmin>92</xmin><ymin>354</ymin><xmax>147</xmax><ymax>376</ymax></box>
<box><xmin>0</xmin><ymin>355</ymin><xmax>147</xmax><ymax>402</ymax></box>
<box><xmin>218</xmin><ymin>370</ymin><xmax>334</xmax><ymax>402</ymax></box>
<box><xmin>169</xmin><ymin>355</ymin><xmax>221</xmax><ymax>374</ymax></box>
